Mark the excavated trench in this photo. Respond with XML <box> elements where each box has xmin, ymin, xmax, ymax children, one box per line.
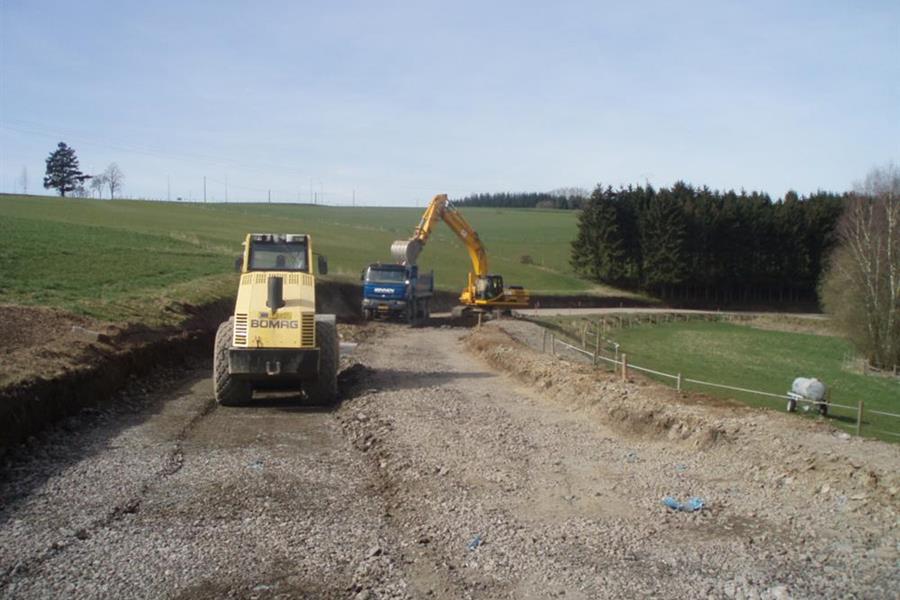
<box><xmin>0</xmin><ymin>278</ymin><xmax>656</xmax><ymax>456</ymax></box>
<box><xmin>0</xmin><ymin>280</ymin><xmax>378</xmax><ymax>456</ymax></box>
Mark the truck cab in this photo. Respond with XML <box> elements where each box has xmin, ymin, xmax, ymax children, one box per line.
<box><xmin>361</xmin><ymin>263</ymin><xmax>433</xmax><ymax>323</ymax></box>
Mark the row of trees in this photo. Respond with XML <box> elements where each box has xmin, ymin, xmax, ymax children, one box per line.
<box><xmin>465</xmin><ymin>173</ymin><xmax>897</xmax><ymax>369</ymax></box>
<box><xmin>42</xmin><ymin>142</ymin><xmax>124</xmax><ymax>198</ymax></box>
<box><xmin>455</xmin><ymin>188</ymin><xmax>589</xmax><ymax>210</ymax></box>
<box><xmin>570</xmin><ymin>182</ymin><xmax>845</xmax><ymax>303</ymax></box>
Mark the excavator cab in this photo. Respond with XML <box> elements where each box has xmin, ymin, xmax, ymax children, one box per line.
<box><xmin>475</xmin><ymin>275</ymin><xmax>505</xmax><ymax>301</ymax></box>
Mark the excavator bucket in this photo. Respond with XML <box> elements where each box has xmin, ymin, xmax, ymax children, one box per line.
<box><xmin>390</xmin><ymin>239</ymin><xmax>423</xmax><ymax>265</ymax></box>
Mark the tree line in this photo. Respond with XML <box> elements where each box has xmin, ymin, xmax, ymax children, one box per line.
<box><xmin>42</xmin><ymin>141</ymin><xmax>124</xmax><ymax>198</ymax></box>
<box><xmin>455</xmin><ymin>188</ymin><xmax>588</xmax><ymax>210</ymax></box>
<box><xmin>570</xmin><ymin>182</ymin><xmax>845</xmax><ymax>304</ymax></box>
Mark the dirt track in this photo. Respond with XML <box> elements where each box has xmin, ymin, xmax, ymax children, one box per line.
<box><xmin>1</xmin><ymin>321</ymin><xmax>897</xmax><ymax>599</ymax></box>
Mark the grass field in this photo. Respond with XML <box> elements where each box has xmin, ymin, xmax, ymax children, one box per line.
<box><xmin>0</xmin><ymin>193</ymin><xmax>606</xmax><ymax>322</ymax></box>
<box><xmin>540</xmin><ymin>317</ymin><xmax>900</xmax><ymax>442</ymax></box>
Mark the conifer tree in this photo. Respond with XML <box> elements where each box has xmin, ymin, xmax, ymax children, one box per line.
<box><xmin>43</xmin><ymin>142</ymin><xmax>89</xmax><ymax>197</ymax></box>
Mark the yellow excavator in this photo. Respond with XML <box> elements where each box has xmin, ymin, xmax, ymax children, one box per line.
<box><xmin>390</xmin><ymin>194</ymin><xmax>530</xmax><ymax>314</ymax></box>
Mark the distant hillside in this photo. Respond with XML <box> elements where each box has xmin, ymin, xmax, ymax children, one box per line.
<box><xmin>0</xmin><ymin>194</ymin><xmax>606</xmax><ymax>321</ymax></box>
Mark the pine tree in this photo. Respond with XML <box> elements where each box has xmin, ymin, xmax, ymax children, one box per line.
<box><xmin>43</xmin><ymin>142</ymin><xmax>89</xmax><ymax>197</ymax></box>
<box><xmin>639</xmin><ymin>190</ymin><xmax>687</xmax><ymax>295</ymax></box>
<box><xmin>570</xmin><ymin>187</ymin><xmax>626</xmax><ymax>282</ymax></box>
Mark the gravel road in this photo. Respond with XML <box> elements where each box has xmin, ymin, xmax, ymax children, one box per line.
<box><xmin>1</xmin><ymin>322</ymin><xmax>897</xmax><ymax>599</ymax></box>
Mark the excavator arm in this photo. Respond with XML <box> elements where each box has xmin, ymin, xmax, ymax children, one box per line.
<box><xmin>390</xmin><ymin>194</ymin><xmax>488</xmax><ymax>277</ymax></box>
<box><xmin>440</xmin><ymin>204</ymin><xmax>489</xmax><ymax>277</ymax></box>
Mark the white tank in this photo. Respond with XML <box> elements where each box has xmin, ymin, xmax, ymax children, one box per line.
<box><xmin>791</xmin><ymin>377</ymin><xmax>826</xmax><ymax>401</ymax></box>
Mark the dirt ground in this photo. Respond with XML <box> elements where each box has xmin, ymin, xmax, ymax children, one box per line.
<box><xmin>0</xmin><ymin>305</ymin><xmax>106</xmax><ymax>386</ymax></box>
<box><xmin>0</xmin><ymin>320</ymin><xmax>897</xmax><ymax>599</ymax></box>
<box><xmin>0</xmin><ymin>302</ymin><xmax>230</xmax><ymax>389</ymax></box>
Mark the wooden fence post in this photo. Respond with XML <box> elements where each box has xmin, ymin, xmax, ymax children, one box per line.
<box><xmin>582</xmin><ymin>324</ymin><xmax>587</xmax><ymax>349</ymax></box>
<box><xmin>594</xmin><ymin>329</ymin><xmax>601</xmax><ymax>366</ymax></box>
<box><xmin>621</xmin><ymin>353</ymin><xmax>628</xmax><ymax>381</ymax></box>
<box><xmin>542</xmin><ymin>329</ymin><xmax>547</xmax><ymax>353</ymax></box>
<box><xmin>856</xmin><ymin>399</ymin><xmax>864</xmax><ymax>436</ymax></box>
<box><xmin>676</xmin><ymin>373</ymin><xmax>682</xmax><ymax>392</ymax></box>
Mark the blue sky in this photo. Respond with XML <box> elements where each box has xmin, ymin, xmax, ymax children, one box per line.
<box><xmin>1</xmin><ymin>1</ymin><xmax>897</xmax><ymax>205</ymax></box>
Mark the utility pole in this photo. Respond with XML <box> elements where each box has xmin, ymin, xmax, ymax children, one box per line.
<box><xmin>167</xmin><ymin>176</ymin><xmax>171</xmax><ymax>202</ymax></box>
<box><xmin>203</xmin><ymin>176</ymin><xmax>207</xmax><ymax>203</ymax></box>
<box><xmin>268</xmin><ymin>189</ymin><xmax>271</xmax><ymax>203</ymax></box>
<box><xmin>225</xmin><ymin>175</ymin><xmax>228</xmax><ymax>203</ymax></box>
<box><xmin>352</xmin><ymin>189</ymin><xmax>356</xmax><ymax>207</ymax></box>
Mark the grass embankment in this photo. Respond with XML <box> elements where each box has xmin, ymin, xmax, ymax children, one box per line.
<box><xmin>0</xmin><ymin>194</ymin><xmax>610</xmax><ymax>323</ymax></box>
<box><xmin>540</xmin><ymin>316</ymin><xmax>899</xmax><ymax>442</ymax></box>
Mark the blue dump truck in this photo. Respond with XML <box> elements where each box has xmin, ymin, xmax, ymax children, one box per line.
<box><xmin>361</xmin><ymin>263</ymin><xmax>434</xmax><ymax>324</ymax></box>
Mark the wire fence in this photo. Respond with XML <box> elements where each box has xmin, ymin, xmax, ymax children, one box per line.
<box><xmin>533</xmin><ymin>316</ymin><xmax>900</xmax><ymax>441</ymax></box>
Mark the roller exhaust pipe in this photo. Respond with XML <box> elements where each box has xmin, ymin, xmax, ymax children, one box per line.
<box><xmin>267</xmin><ymin>276</ymin><xmax>285</xmax><ymax>312</ymax></box>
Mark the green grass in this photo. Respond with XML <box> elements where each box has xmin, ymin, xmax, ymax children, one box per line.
<box><xmin>541</xmin><ymin>317</ymin><xmax>900</xmax><ymax>442</ymax></box>
<box><xmin>0</xmin><ymin>193</ymin><xmax>611</xmax><ymax>322</ymax></box>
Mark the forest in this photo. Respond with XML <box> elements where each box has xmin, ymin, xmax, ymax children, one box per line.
<box><xmin>569</xmin><ymin>183</ymin><xmax>845</xmax><ymax>304</ymax></box>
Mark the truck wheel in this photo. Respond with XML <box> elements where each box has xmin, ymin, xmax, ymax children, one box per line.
<box><xmin>306</xmin><ymin>320</ymin><xmax>338</xmax><ymax>405</ymax></box>
<box><xmin>818</xmin><ymin>402</ymin><xmax>828</xmax><ymax>417</ymax></box>
<box><xmin>363</xmin><ymin>308</ymin><xmax>371</xmax><ymax>321</ymax></box>
<box><xmin>213</xmin><ymin>318</ymin><xmax>252</xmax><ymax>406</ymax></box>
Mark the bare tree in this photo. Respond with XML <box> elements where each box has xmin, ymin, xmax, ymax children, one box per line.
<box><xmin>90</xmin><ymin>174</ymin><xmax>107</xmax><ymax>199</ymax></box>
<box><xmin>18</xmin><ymin>167</ymin><xmax>28</xmax><ymax>194</ymax></box>
<box><xmin>103</xmin><ymin>163</ymin><xmax>124</xmax><ymax>199</ymax></box>
<box><xmin>550</xmin><ymin>187</ymin><xmax>590</xmax><ymax>199</ymax></box>
<box><xmin>822</xmin><ymin>164</ymin><xmax>900</xmax><ymax>367</ymax></box>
